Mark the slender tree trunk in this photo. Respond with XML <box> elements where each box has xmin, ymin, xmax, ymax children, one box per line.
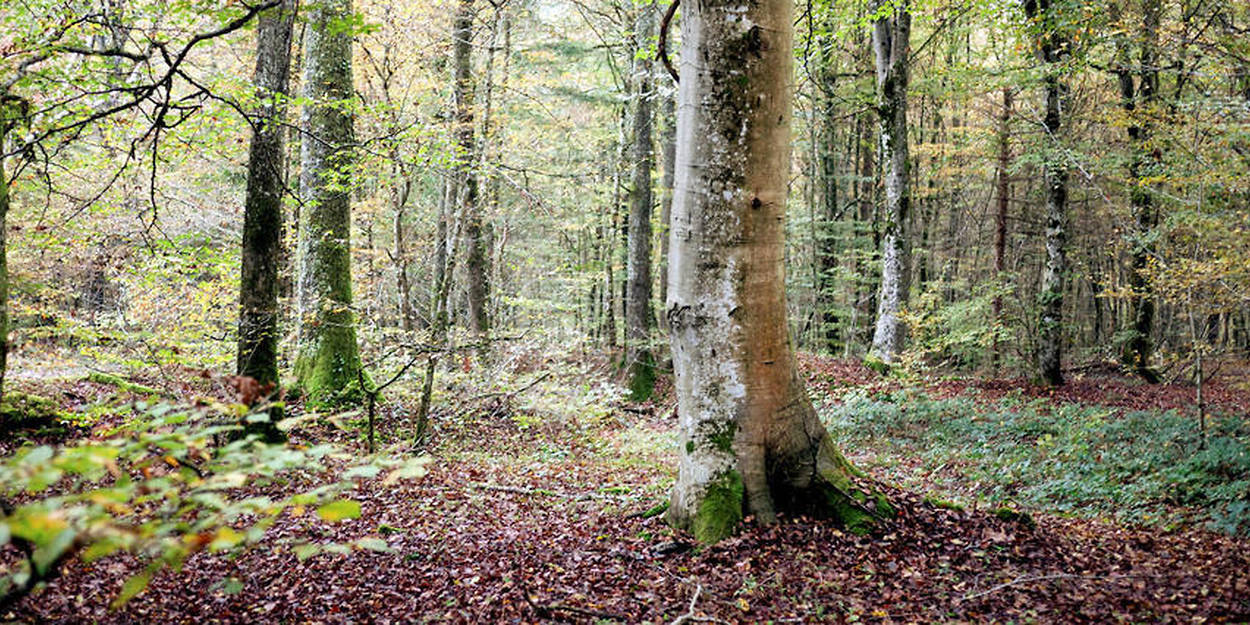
<box><xmin>666</xmin><ymin>0</ymin><xmax>887</xmax><ymax>544</ymax></box>
<box><xmin>237</xmin><ymin>0</ymin><xmax>296</xmax><ymax>438</ymax></box>
<box><xmin>657</xmin><ymin>92</ymin><xmax>677</xmax><ymax>331</ymax></box>
<box><xmin>1026</xmin><ymin>0</ymin><xmax>1070</xmax><ymax>386</ymax></box>
<box><xmin>816</xmin><ymin>28</ymin><xmax>842</xmax><ymax>355</ymax></box>
<box><xmin>295</xmin><ymin>0</ymin><xmax>363</xmax><ymax>405</ymax></box>
<box><xmin>0</xmin><ymin>107</ymin><xmax>12</xmax><ymax>403</ymax></box>
<box><xmin>1117</xmin><ymin>0</ymin><xmax>1162</xmax><ymax>383</ymax></box>
<box><xmin>992</xmin><ymin>87</ymin><xmax>1012</xmax><ymax>370</ymax></box>
<box><xmin>869</xmin><ymin>0</ymin><xmax>912</xmax><ymax>364</ymax></box>
<box><xmin>453</xmin><ymin>0</ymin><xmax>490</xmax><ymax>346</ymax></box>
<box><xmin>393</xmin><ymin>174</ymin><xmax>414</xmax><ymax>332</ymax></box>
<box><xmin>625</xmin><ymin>1</ymin><xmax>657</xmax><ymax>401</ymax></box>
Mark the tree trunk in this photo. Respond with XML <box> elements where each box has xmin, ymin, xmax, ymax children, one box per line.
<box><xmin>868</xmin><ymin>0</ymin><xmax>912</xmax><ymax>364</ymax></box>
<box><xmin>295</xmin><ymin>0</ymin><xmax>363</xmax><ymax>405</ymax></box>
<box><xmin>815</xmin><ymin>25</ymin><xmax>842</xmax><ymax>355</ymax></box>
<box><xmin>1117</xmin><ymin>0</ymin><xmax>1162</xmax><ymax>383</ymax></box>
<box><xmin>665</xmin><ymin>0</ymin><xmax>888</xmax><ymax>544</ymax></box>
<box><xmin>0</xmin><ymin>107</ymin><xmax>11</xmax><ymax>403</ymax></box>
<box><xmin>992</xmin><ymin>87</ymin><xmax>1012</xmax><ymax>370</ymax></box>
<box><xmin>1026</xmin><ymin>0</ymin><xmax>1069</xmax><ymax>386</ymax></box>
<box><xmin>237</xmin><ymin>0</ymin><xmax>296</xmax><ymax>438</ymax></box>
<box><xmin>453</xmin><ymin>0</ymin><xmax>490</xmax><ymax>346</ymax></box>
<box><xmin>657</xmin><ymin>92</ymin><xmax>677</xmax><ymax>331</ymax></box>
<box><xmin>238</xmin><ymin>0</ymin><xmax>295</xmax><ymax>376</ymax></box>
<box><xmin>625</xmin><ymin>1</ymin><xmax>657</xmax><ymax>401</ymax></box>
<box><xmin>393</xmin><ymin>174</ymin><xmax>414</xmax><ymax>332</ymax></box>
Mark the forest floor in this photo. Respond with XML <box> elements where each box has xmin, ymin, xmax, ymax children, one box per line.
<box><xmin>4</xmin><ymin>349</ymin><xmax>1250</xmax><ymax>624</ymax></box>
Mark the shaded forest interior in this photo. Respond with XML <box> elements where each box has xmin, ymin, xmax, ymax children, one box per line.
<box><xmin>1</xmin><ymin>0</ymin><xmax>1249</xmax><ymax>621</ymax></box>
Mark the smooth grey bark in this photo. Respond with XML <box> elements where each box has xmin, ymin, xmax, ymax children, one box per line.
<box><xmin>1025</xmin><ymin>0</ymin><xmax>1070</xmax><ymax>386</ymax></box>
<box><xmin>868</xmin><ymin>0</ymin><xmax>912</xmax><ymax>364</ymax></box>
<box><xmin>237</xmin><ymin>0</ymin><xmax>296</xmax><ymax>413</ymax></box>
<box><xmin>665</xmin><ymin>0</ymin><xmax>884</xmax><ymax>544</ymax></box>
<box><xmin>295</xmin><ymin>0</ymin><xmax>363</xmax><ymax>405</ymax></box>
<box><xmin>625</xmin><ymin>1</ymin><xmax>657</xmax><ymax>401</ymax></box>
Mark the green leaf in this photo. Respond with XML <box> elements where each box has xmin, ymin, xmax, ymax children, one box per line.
<box><xmin>112</xmin><ymin>570</ymin><xmax>153</xmax><ymax>608</ymax></box>
<box><xmin>355</xmin><ymin>537</ymin><xmax>391</xmax><ymax>552</ymax></box>
<box><xmin>293</xmin><ymin>543</ymin><xmax>322</xmax><ymax>561</ymax></box>
<box><xmin>316</xmin><ymin>499</ymin><xmax>361</xmax><ymax>522</ymax></box>
<box><xmin>222</xmin><ymin>577</ymin><xmax>244</xmax><ymax>595</ymax></box>
<box><xmin>32</xmin><ymin>528</ymin><xmax>77</xmax><ymax>575</ymax></box>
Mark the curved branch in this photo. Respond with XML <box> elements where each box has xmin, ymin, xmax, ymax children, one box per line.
<box><xmin>658</xmin><ymin>0</ymin><xmax>680</xmax><ymax>84</ymax></box>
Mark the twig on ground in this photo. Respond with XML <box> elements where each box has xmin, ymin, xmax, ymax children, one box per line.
<box><xmin>959</xmin><ymin>572</ymin><xmax>1143</xmax><ymax>602</ymax></box>
<box><xmin>669</xmin><ymin>583</ymin><xmax>703</xmax><ymax>625</ymax></box>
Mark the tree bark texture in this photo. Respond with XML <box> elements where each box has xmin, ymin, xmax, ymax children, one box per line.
<box><xmin>869</xmin><ymin>0</ymin><xmax>912</xmax><ymax>364</ymax></box>
<box><xmin>295</xmin><ymin>0</ymin><xmax>364</xmax><ymax>405</ymax></box>
<box><xmin>238</xmin><ymin>0</ymin><xmax>296</xmax><ymax>397</ymax></box>
<box><xmin>1026</xmin><ymin>0</ymin><xmax>1070</xmax><ymax>386</ymax></box>
<box><xmin>625</xmin><ymin>1</ymin><xmax>657</xmax><ymax>401</ymax></box>
<box><xmin>453</xmin><ymin>0</ymin><xmax>490</xmax><ymax>342</ymax></box>
<box><xmin>665</xmin><ymin>0</ymin><xmax>887</xmax><ymax>544</ymax></box>
<box><xmin>1117</xmin><ymin>0</ymin><xmax>1162</xmax><ymax>383</ymax></box>
<box><xmin>657</xmin><ymin>92</ymin><xmax>677</xmax><ymax>328</ymax></box>
<box><xmin>992</xmin><ymin>87</ymin><xmax>1012</xmax><ymax>370</ymax></box>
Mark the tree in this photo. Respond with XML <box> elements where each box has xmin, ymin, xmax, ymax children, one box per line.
<box><xmin>236</xmin><ymin>0</ymin><xmax>297</xmax><ymax>434</ymax></box>
<box><xmin>624</xmin><ymin>0</ymin><xmax>657</xmax><ymax>401</ymax></box>
<box><xmin>1113</xmin><ymin>0</ymin><xmax>1162</xmax><ymax>383</ymax></box>
<box><xmin>452</xmin><ymin>0</ymin><xmax>490</xmax><ymax>346</ymax></box>
<box><xmin>868</xmin><ymin>0</ymin><xmax>912</xmax><ymax>365</ymax></box>
<box><xmin>1024</xmin><ymin>0</ymin><xmax>1070</xmax><ymax>386</ymax></box>
<box><xmin>0</xmin><ymin>100</ymin><xmax>15</xmax><ymax>403</ymax></box>
<box><xmin>295</xmin><ymin>0</ymin><xmax>364</xmax><ymax>405</ymax></box>
<box><xmin>665</xmin><ymin>0</ymin><xmax>888</xmax><ymax>543</ymax></box>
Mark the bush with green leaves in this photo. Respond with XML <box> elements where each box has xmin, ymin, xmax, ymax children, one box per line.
<box><xmin>0</xmin><ymin>400</ymin><xmax>429</xmax><ymax>609</ymax></box>
<box><xmin>826</xmin><ymin>389</ymin><xmax>1250</xmax><ymax>535</ymax></box>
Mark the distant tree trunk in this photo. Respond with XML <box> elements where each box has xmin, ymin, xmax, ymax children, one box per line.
<box><xmin>657</xmin><ymin>92</ymin><xmax>677</xmax><ymax>331</ymax></box>
<box><xmin>666</xmin><ymin>0</ymin><xmax>888</xmax><ymax>544</ymax></box>
<box><xmin>237</xmin><ymin>0</ymin><xmax>296</xmax><ymax>423</ymax></box>
<box><xmin>0</xmin><ymin>106</ymin><xmax>12</xmax><ymax>403</ymax></box>
<box><xmin>393</xmin><ymin>174</ymin><xmax>414</xmax><ymax>332</ymax></box>
<box><xmin>869</xmin><ymin>0</ymin><xmax>912</xmax><ymax>365</ymax></box>
<box><xmin>815</xmin><ymin>24</ymin><xmax>842</xmax><ymax>355</ymax></box>
<box><xmin>625</xmin><ymin>1</ymin><xmax>657</xmax><ymax>401</ymax></box>
<box><xmin>453</xmin><ymin>0</ymin><xmax>490</xmax><ymax>347</ymax></box>
<box><xmin>1026</xmin><ymin>0</ymin><xmax>1070</xmax><ymax>386</ymax></box>
<box><xmin>992</xmin><ymin>87</ymin><xmax>1012</xmax><ymax>370</ymax></box>
<box><xmin>295</xmin><ymin>0</ymin><xmax>364</xmax><ymax>405</ymax></box>
<box><xmin>1116</xmin><ymin>0</ymin><xmax>1162</xmax><ymax>383</ymax></box>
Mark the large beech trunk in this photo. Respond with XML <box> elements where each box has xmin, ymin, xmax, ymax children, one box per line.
<box><xmin>295</xmin><ymin>0</ymin><xmax>363</xmax><ymax>405</ymax></box>
<box><xmin>665</xmin><ymin>0</ymin><xmax>887</xmax><ymax>544</ymax></box>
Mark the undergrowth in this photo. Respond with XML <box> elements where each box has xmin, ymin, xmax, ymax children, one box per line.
<box><xmin>825</xmin><ymin>388</ymin><xmax>1250</xmax><ymax>535</ymax></box>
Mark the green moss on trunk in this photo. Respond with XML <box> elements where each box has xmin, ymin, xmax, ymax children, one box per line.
<box><xmin>690</xmin><ymin>470</ymin><xmax>744</xmax><ymax>544</ymax></box>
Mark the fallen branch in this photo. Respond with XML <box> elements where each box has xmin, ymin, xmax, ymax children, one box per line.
<box><xmin>669</xmin><ymin>583</ymin><xmax>703</xmax><ymax>625</ymax></box>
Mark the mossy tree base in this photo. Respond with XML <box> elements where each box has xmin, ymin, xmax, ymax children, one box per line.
<box><xmin>668</xmin><ymin>435</ymin><xmax>893</xmax><ymax>544</ymax></box>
